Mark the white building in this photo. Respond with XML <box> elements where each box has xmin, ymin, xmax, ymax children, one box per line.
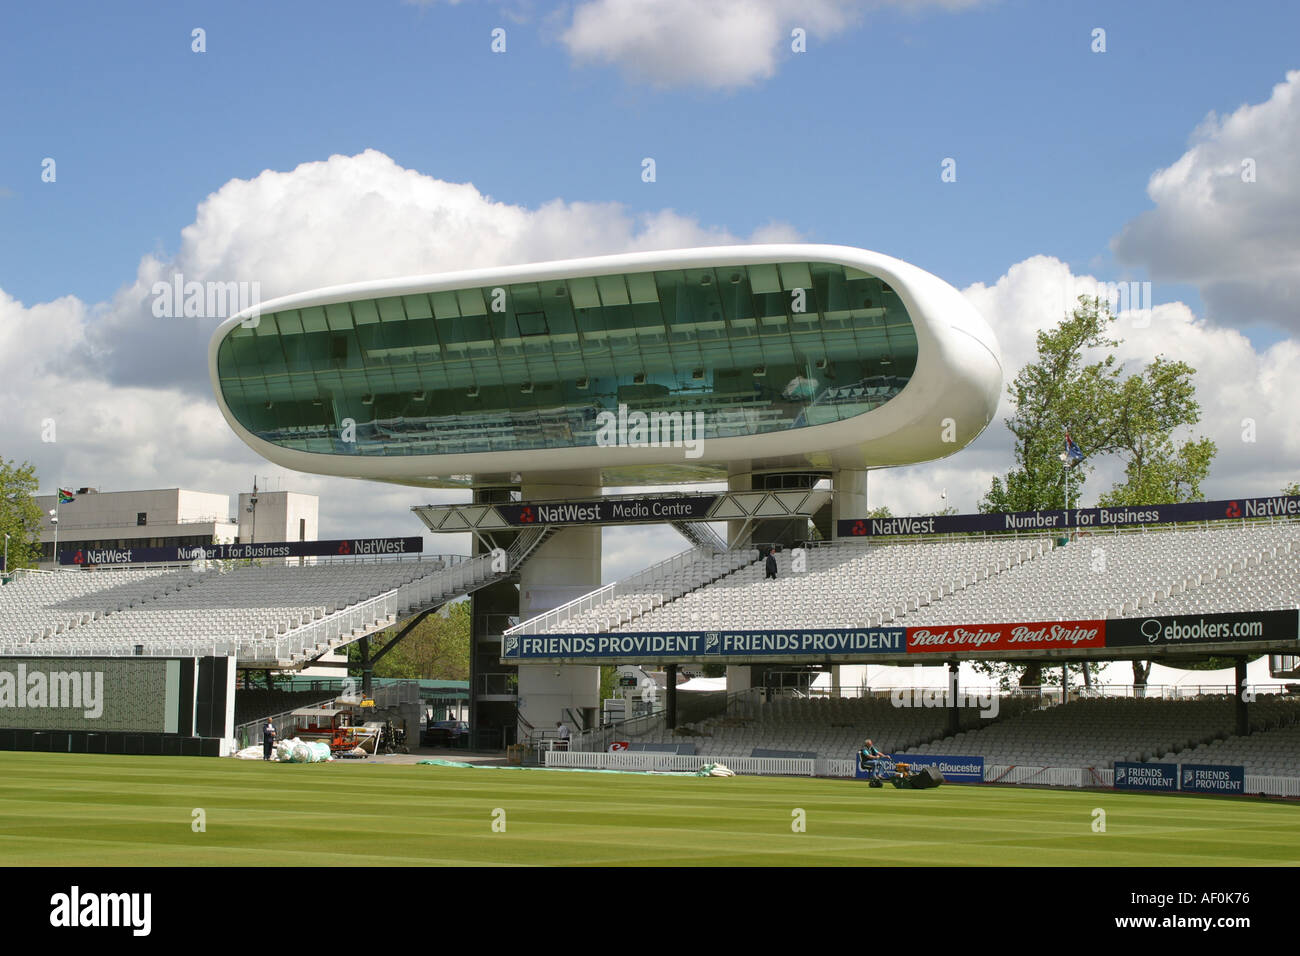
<box><xmin>36</xmin><ymin>486</ymin><xmax>318</xmax><ymax>569</ymax></box>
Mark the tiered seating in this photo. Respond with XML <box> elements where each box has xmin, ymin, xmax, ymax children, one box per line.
<box><xmin>1</xmin><ymin>557</ymin><xmax>497</xmax><ymax>664</ymax></box>
<box><xmin>631</xmin><ymin>695</ymin><xmax>1037</xmax><ymax>759</ymax></box>
<box><xmin>1158</xmin><ymin>711</ymin><xmax>1300</xmax><ymax>776</ymax></box>
<box><xmin>1150</xmin><ymin>543</ymin><xmax>1300</xmax><ymax>616</ymax></box>
<box><xmin>24</xmin><ymin>562</ymin><xmax>435</xmax><ymax>647</ymax></box>
<box><xmin>902</xmin><ymin>524</ymin><xmax>1300</xmax><ymax>625</ymax></box>
<box><xmin>907</xmin><ymin>696</ymin><xmax>1292</xmax><ymax>769</ymax></box>
<box><xmin>0</xmin><ymin>568</ymin><xmax>185</xmax><ymax>643</ymax></box>
<box><xmin>544</xmin><ymin>522</ymin><xmax>1300</xmax><ymax>637</ymax></box>
<box><xmin>541</xmin><ymin>549</ymin><xmax>756</xmax><ymax>634</ymax></box>
<box><xmin>597</xmin><ymin>537</ymin><xmax>1053</xmax><ymax>632</ymax></box>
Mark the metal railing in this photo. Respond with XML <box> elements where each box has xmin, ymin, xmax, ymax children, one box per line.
<box><xmin>505</xmin><ymin>544</ymin><xmax>753</xmax><ymax>636</ymax></box>
<box><xmin>571</xmin><ymin>706</ymin><xmax>667</xmax><ymax>753</ymax></box>
<box><xmin>232</xmin><ymin>698</ymin><xmax>334</xmax><ymax>750</ymax></box>
<box><xmin>2</xmin><ymin>552</ymin><xmax>502</xmax><ymax>661</ymax></box>
<box><xmin>231</xmin><ymin>680</ymin><xmax>420</xmax><ymax>749</ymax></box>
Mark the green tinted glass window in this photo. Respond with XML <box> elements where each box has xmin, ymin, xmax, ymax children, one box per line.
<box><xmin>216</xmin><ymin>262</ymin><xmax>919</xmax><ymax>458</ymax></box>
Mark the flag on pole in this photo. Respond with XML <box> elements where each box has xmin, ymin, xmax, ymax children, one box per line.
<box><xmin>57</xmin><ymin>489</ymin><xmax>76</xmax><ymax>504</ymax></box>
<box><xmin>1060</xmin><ymin>431</ymin><xmax>1084</xmax><ymax>469</ymax></box>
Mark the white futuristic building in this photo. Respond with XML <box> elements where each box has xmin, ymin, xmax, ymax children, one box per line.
<box><xmin>209</xmin><ymin>244</ymin><xmax>1002</xmax><ymax>488</ymax></box>
<box><xmin>209</xmin><ymin>244</ymin><xmax>1002</xmax><ymax>739</ymax></box>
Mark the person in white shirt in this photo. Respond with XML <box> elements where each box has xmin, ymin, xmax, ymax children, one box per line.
<box><xmin>555</xmin><ymin>720</ymin><xmax>570</xmax><ymax>749</ymax></box>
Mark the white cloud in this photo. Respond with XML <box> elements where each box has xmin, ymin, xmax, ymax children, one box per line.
<box><xmin>559</xmin><ymin>0</ymin><xmax>986</xmax><ymax>90</ymax></box>
<box><xmin>869</xmin><ymin>255</ymin><xmax>1300</xmax><ymax>516</ymax></box>
<box><xmin>1112</xmin><ymin>70</ymin><xmax>1300</xmax><ymax>332</ymax></box>
<box><xmin>0</xmin><ymin>149</ymin><xmax>795</xmax><ymax>550</ymax></box>
<box><xmin>81</xmin><ymin>148</ymin><xmax>797</xmax><ymax>393</ymax></box>
<box><xmin>4</xmin><ymin>152</ymin><xmax>1295</xmax><ymax>589</ymax></box>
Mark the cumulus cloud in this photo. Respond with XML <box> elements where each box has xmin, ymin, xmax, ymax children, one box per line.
<box><xmin>560</xmin><ymin>0</ymin><xmax>986</xmax><ymax>90</ymax></box>
<box><xmin>1</xmin><ymin>149</ymin><xmax>795</xmax><ymax>546</ymax></box>
<box><xmin>1112</xmin><ymin>70</ymin><xmax>1300</xmax><ymax>332</ymax></box>
<box><xmin>868</xmin><ymin>255</ymin><xmax>1300</xmax><ymax>516</ymax></box>
<box><xmin>80</xmin><ymin>149</ymin><xmax>797</xmax><ymax>393</ymax></box>
<box><xmin>5</xmin><ymin>150</ymin><xmax>1296</xmax><ymax>578</ymax></box>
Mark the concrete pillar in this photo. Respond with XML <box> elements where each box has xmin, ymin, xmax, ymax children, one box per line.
<box><xmin>947</xmin><ymin>660</ymin><xmax>960</xmax><ymax>736</ymax></box>
<box><xmin>516</xmin><ymin>470</ymin><xmax>601</xmax><ymax>736</ymax></box>
<box><xmin>832</xmin><ymin>469</ymin><xmax>869</xmax><ymax>540</ymax></box>
<box><xmin>359</xmin><ymin>636</ymin><xmax>372</xmax><ymax>695</ymax></box>
<box><xmin>726</xmin><ymin>466</ymin><xmax>752</xmax><ymax>549</ymax></box>
<box><xmin>1235</xmin><ymin>658</ymin><xmax>1249</xmax><ymax>737</ymax></box>
<box><xmin>726</xmin><ymin>665</ymin><xmax>751</xmax><ymax>693</ymax></box>
<box><xmin>831</xmin><ymin>664</ymin><xmax>842</xmax><ymax>699</ymax></box>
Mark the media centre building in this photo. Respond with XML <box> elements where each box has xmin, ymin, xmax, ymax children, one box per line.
<box><xmin>210</xmin><ymin>244</ymin><xmax>1003</xmax><ymax>738</ymax></box>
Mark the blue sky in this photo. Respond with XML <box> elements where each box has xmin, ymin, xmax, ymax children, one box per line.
<box><xmin>2</xmin><ymin>0</ymin><xmax>1298</xmax><ymax>576</ymax></box>
<box><xmin>3</xmin><ymin>0</ymin><xmax>1295</xmax><ymax>322</ymax></box>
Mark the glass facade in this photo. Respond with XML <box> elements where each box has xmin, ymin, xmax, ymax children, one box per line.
<box><xmin>215</xmin><ymin>261</ymin><xmax>918</xmax><ymax>459</ymax></box>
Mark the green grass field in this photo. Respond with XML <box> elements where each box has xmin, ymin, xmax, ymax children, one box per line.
<box><xmin>1</xmin><ymin>752</ymin><xmax>1296</xmax><ymax>866</ymax></box>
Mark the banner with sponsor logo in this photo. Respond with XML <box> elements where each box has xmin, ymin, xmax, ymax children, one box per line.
<box><xmin>1180</xmin><ymin>764</ymin><xmax>1245</xmax><ymax>794</ymax></box>
<box><xmin>60</xmin><ymin>536</ymin><xmax>423</xmax><ymax>566</ymax></box>
<box><xmin>502</xmin><ymin>627</ymin><xmax>906</xmax><ymax>661</ymax></box>
<box><xmin>837</xmin><ymin>493</ymin><xmax>1300</xmax><ymax>538</ymax></box>
<box><xmin>501</xmin><ymin>613</ymin><xmax>1295</xmax><ymax>664</ymax></box>
<box><xmin>889</xmin><ymin>753</ymin><xmax>984</xmax><ymax>782</ymax></box>
<box><xmin>1106</xmin><ymin>610</ymin><xmax>1297</xmax><ymax>649</ymax></box>
<box><xmin>496</xmin><ymin>495</ymin><xmax>718</xmax><ymax>527</ymax></box>
<box><xmin>1114</xmin><ymin>761</ymin><xmax>1179</xmax><ymax>791</ymax></box>
<box><xmin>907</xmin><ymin>620</ymin><xmax>1105</xmax><ymax>654</ymax></box>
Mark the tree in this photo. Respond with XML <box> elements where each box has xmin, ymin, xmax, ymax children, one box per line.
<box><xmin>348</xmin><ymin>600</ymin><xmax>470</xmax><ymax>680</ymax></box>
<box><xmin>981</xmin><ymin>297</ymin><xmax>1211</xmax><ymax>514</ymax></box>
<box><xmin>978</xmin><ymin>296</ymin><xmax>1215</xmax><ymax>693</ymax></box>
<box><xmin>1282</xmin><ymin>482</ymin><xmax>1299</xmax><ymax>497</ymax></box>
<box><xmin>971</xmin><ymin>660</ymin><xmax>1101</xmax><ymax>692</ymax></box>
<box><xmin>599</xmin><ymin>665</ymin><xmax>618</xmax><ymax>703</ymax></box>
<box><xmin>0</xmin><ymin>459</ymin><xmax>42</xmax><ymax>574</ymax></box>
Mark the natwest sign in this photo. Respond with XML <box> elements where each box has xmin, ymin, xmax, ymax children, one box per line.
<box><xmin>907</xmin><ymin>620</ymin><xmax>1105</xmax><ymax>654</ymax></box>
<box><xmin>61</xmin><ymin>536</ymin><xmax>423</xmax><ymax>565</ymax></box>
<box><xmin>495</xmin><ymin>494</ymin><xmax>717</xmax><ymax>527</ymax></box>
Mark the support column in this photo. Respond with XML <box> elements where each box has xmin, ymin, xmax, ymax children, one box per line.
<box><xmin>1235</xmin><ymin>658</ymin><xmax>1250</xmax><ymax>737</ymax></box>
<box><xmin>832</xmin><ymin>469</ymin><xmax>869</xmax><ymax>540</ymax></box>
<box><xmin>726</xmin><ymin>465</ymin><xmax>755</xmax><ymax>700</ymax></box>
<box><xmin>359</xmin><ymin>636</ymin><xmax>372</xmax><ymax>696</ymax></box>
<box><xmin>947</xmin><ymin>660</ymin><xmax>960</xmax><ymax>736</ymax></box>
<box><xmin>666</xmin><ymin>664</ymin><xmax>678</xmax><ymax>730</ymax></box>
<box><xmin>726</xmin><ymin>465</ymin><xmax>752</xmax><ymax>550</ymax></box>
<box><xmin>1061</xmin><ymin>663</ymin><xmax>1068</xmax><ymax>704</ymax></box>
<box><xmin>516</xmin><ymin>470</ymin><xmax>602</xmax><ymax>736</ymax></box>
<box><xmin>830</xmin><ymin>664</ymin><xmax>842</xmax><ymax>699</ymax></box>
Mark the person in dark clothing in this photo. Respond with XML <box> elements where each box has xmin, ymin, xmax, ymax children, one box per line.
<box><xmin>765</xmin><ymin>547</ymin><xmax>778</xmax><ymax>580</ymax></box>
<box><xmin>262</xmin><ymin>718</ymin><xmax>276</xmax><ymax>761</ymax></box>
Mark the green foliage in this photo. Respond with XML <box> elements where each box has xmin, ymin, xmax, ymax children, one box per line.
<box><xmin>1177</xmin><ymin>654</ymin><xmax>1261</xmax><ymax>672</ymax></box>
<box><xmin>0</xmin><ymin>459</ymin><xmax>42</xmax><ymax>573</ymax></box>
<box><xmin>977</xmin><ymin>297</ymin><xmax>1215</xmax><ymax>689</ymax></box>
<box><xmin>599</xmin><ymin>665</ymin><xmax>617</xmax><ymax>702</ymax></box>
<box><xmin>1098</xmin><ymin>435</ymin><xmax>1216</xmax><ymax>507</ymax></box>
<box><xmin>348</xmin><ymin>600</ymin><xmax>470</xmax><ymax>680</ymax></box>
<box><xmin>701</xmin><ymin>662</ymin><xmax>727</xmax><ymax>678</ymax></box>
<box><xmin>1282</xmin><ymin>482</ymin><xmax>1299</xmax><ymax>497</ymax></box>
<box><xmin>979</xmin><ymin>297</ymin><xmax>1214</xmax><ymax>513</ymax></box>
<box><xmin>970</xmin><ymin>660</ymin><xmax>1101</xmax><ymax>692</ymax></box>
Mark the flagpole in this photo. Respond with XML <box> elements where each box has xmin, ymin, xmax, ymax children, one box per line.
<box><xmin>53</xmin><ymin>489</ymin><xmax>60</xmax><ymax>568</ymax></box>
